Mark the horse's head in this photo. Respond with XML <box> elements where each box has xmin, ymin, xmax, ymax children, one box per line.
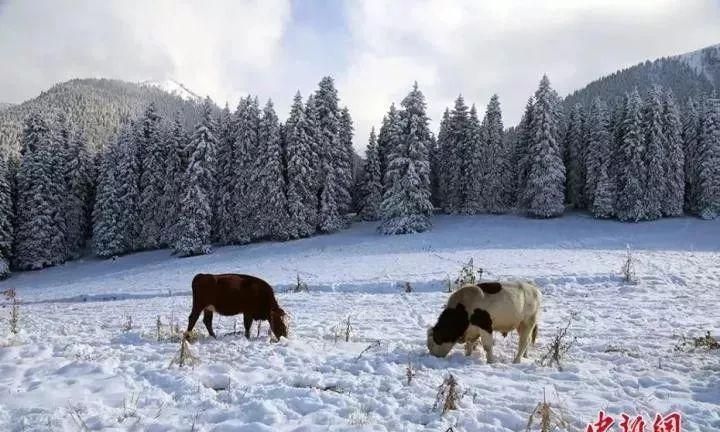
<box><xmin>270</xmin><ymin>307</ymin><xmax>288</xmax><ymax>339</ymax></box>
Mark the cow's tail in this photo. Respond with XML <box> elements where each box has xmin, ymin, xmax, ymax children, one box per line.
<box><xmin>531</xmin><ymin>324</ymin><xmax>538</xmax><ymax>346</ymax></box>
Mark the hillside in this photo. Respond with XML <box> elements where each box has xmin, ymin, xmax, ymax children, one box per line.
<box><xmin>0</xmin><ymin>215</ymin><xmax>718</xmax><ymax>430</ymax></box>
<box><xmin>564</xmin><ymin>43</ymin><xmax>718</xmax><ymax>109</ymax></box>
<box><xmin>675</xmin><ymin>43</ymin><xmax>720</xmax><ymax>89</ymax></box>
<box><xmin>0</xmin><ymin>78</ymin><xmax>203</xmax><ymax>156</ymax></box>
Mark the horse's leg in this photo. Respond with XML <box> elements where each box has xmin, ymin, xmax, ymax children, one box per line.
<box><xmin>186</xmin><ymin>305</ymin><xmax>202</xmax><ymax>336</ymax></box>
<box><xmin>203</xmin><ymin>310</ymin><xmax>216</xmax><ymax>339</ymax></box>
<box><xmin>243</xmin><ymin>315</ymin><xmax>253</xmax><ymax>339</ymax></box>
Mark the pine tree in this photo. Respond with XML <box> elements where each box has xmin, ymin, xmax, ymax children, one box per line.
<box><xmin>444</xmin><ymin>96</ymin><xmax>470</xmax><ymax>213</ymax></box>
<box><xmin>254</xmin><ymin>100</ymin><xmax>289</xmax><ymax>240</ymax></box>
<box><xmin>227</xmin><ymin>96</ymin><xmax>260</xmax><ymax>244</ymax></box>
<box><xmin>683</xmin><ymin>98</ymin><xmax>703</xmax><ymax>214</ymax></box>
<box><xmin>160</xmin><ymin>116</ymin><xmax>187</xmax><ymax>246</ymax></box>
<box><xmin>175</xmin><ymin>101</ymin><xmax>217</xmax><ymax>256</ymax></box>
<box><xmin>285</xmin><ymin>92</ymin><xmax>318</xmax><ymax>238</ymax></box>
<box><xmin>661</xmin><ymin>90</ymin><xmax>684</xmax><ymax>217</ymax></box>
<box><xmin>480</xmin><ymin>94</ymin><xmax>506</xmax><ymax>213</ymax></box>
<box><xmin>92</xmin><ymin>127</ymin><xmax>125</xmax><ymax>257</ymax></box>
<box><xmin>359</xmin><ymin>128</ymin><xmax>383</xmax><ymax>221</ymax></box>
<box><xmin>584</xmin><ymin>97</ymin><xmax>614</xmax><ymax>216</ymax></box>
<box><xmin>564</xmin><ymin>103</ymin><xmax>586</xmax><ymax>208</ymax></box>
<box><xmin>377</xmin><ymin>104</ymin><xmax>399</xmax><ymax>184</ymax></box>
<box><xmin>138</xmin><ymin>103</ymin><xmax>166</xmax><ymax>249</ymax></box>
<box><xmin>60</xmin><ymin>127</ymin><xmax>93</xmax><ymax>258</ymax></box>
<box><xmin>14</xmin><ymin>113</ymin><xmax>65</xmax><ymax>269</ymax></box>
<box><xmin>462</xmin><ymin>104</ymin><xmax>483</xmax><ymax>214</ymax></box>
<box><xmin>337</xmin><ymin>107</ymin><xmax>355</xmax><ymax>213</ymax></box>
<box><xmin>697</xmin><ymin>98</ymin><xmax>720</xmax><ymax>219</ymax></box>
<box><xmin>513</xmin><ymin>97</ymin><xmax>535</xmax><ymax>206</ymax></box>
<box><xmin>435</xmin><ymin>108</ymin><xmax>451</xmax><ymax>208</ymax></box>
<box><xmin>116</xmin><ymin>121</ymin><xmax>142</xmax><ymax>252</ymax></box>
<box><xmin>315</xmin><ymin>77</ymin><xmax>344</xmax><ymax>230</ymax></box>
<box><xmin>591</xmin><ymin>164</ymin><xmax>615</xmax><ymax>218</ymax></box>
<box><xmin>520</xmin><ymin>76</ymin><xmax>565</xmax><ymax>218</ymax></box>
<box><xmin>213</xmin><ymin>104</ymin><xmax>233</xmax><ymax>242</ymax></box>
<box><xmin>304</xmin><ymin>94</ymin><xmax>323</xmax><ymax>203</ymax></box>
<box><xmin>379</xmin><ymin>83</ymin><xmax>433</xmax><ymax>234</ymax></box>
<box><xmin>642</xmin><ymin>86</ymin><xmax>667</xmax><ymax>220</ymax></box>
<box><xmin>615</xmin><ymin>89</ymin><xmax>647</xmax><ymax>222</ymax></box>
<box><xmin>0</xmin><ymin>155</ymin><xmax>13</xmax><ymax>278</ymax></box>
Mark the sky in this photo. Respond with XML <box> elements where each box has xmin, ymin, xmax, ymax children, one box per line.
<box><xmin>1</xmin><ymin>0</ymin><xmax>720</xmax><ymax>151</ymax></box>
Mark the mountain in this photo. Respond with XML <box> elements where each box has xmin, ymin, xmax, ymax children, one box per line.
<box><xmin>564</xmin><ymin>43</ymin><xmax>718</xmax><ymax>109</ymax></box>
<box><xmin>0</xmin><ymin>78</ymin><xmax>204</xmax><ymax>156</ymax></box>
<box><xmin>675</xmin><ymin>43</ymin><xmax>720</xmax><ymax>89</ymax></box>
<box><xmin>140</xmin><ymin>79</ymin><xmax>202</xmax><ymax>102</ymax></box>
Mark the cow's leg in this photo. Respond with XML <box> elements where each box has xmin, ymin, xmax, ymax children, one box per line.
<box><xmin>203</xmin><ymin>310</ymin><xmax>216</xmax><ymax>338</ymax></box>
<box><xmin>186</xmin><ymin>305</ymin><xmax>202</xmax><ymax>336</ymax></box>
<box><xmin>463</xmin><ymin>326</ymin><xmax>481</xmax><ymax>356</ymax></box>
<box><xmin>243</xmin><ymin>315</ymin><xmax>253</xmax><ymax>339</ymax></box>
<box><xmin>480</xmin><ymin>330</ymin><xmax>495</xmax><ymax>364</ymax></box>
<box><xmin>514</xmin><ymin>321</ymin><xmax>533</xmax><ymax>364</ymax></box>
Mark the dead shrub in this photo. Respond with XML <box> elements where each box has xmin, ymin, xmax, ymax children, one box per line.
<box><xmin>433</xmin><ymin>374</ymin><xmax>461</xmax><ymax>414</ymax></box>
<box><xmin>621</xmin><ymin>244</ymin><xmax>636</xmax><ymax>283</ymax></box>
<box><xmin>674</xmin><ymin>331</ymin><xmax>720</xmax><ymax>352</ymax></box>
<box><xmin>122</xmin><ymin>314</ymin><xmax>133</xmax><ymax>332</ymax></box>
<box><xmin>525</xmin><ymin>390</ymin><xmax>571</xmax><ymax>432</ymax></box>
<box><xmin>452</xmin><ymin>258</ymin><xmax>484</xmax><ymax>290</ymax></box>
<box><xmin>538</xmin><ymin>314</ymin><xmax>577</xmax><ymax>371</ymax></box>
<box><xmin>2</xmin><ymin>288</ymin><xmax>19</xmax><ymax>334</ymax></box>
<box><xmin>170</xmin><ymin>338</ymin><xmax>199</xmax><ymax>368</ymax></box>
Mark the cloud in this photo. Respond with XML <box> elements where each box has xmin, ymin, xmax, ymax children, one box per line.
<box><xmin>340</xmin><ymin>0</ymin><xmax>720</xmax><ymax>152</ymax></box>
<box><xmin>0</xmin><ymin>0</ymin><xmax>291</xmax><ymax>106</ymax></box>
<box><xmin>1</xmin><ymin>0</ymin><xmax>719</xmax><ymax>152</ymax></box>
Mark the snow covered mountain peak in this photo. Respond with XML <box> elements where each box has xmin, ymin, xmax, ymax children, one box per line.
<box><xmin>140</xmin><ymin>79</ymin><xmax>201</xmax><ymax>102</ymax></box>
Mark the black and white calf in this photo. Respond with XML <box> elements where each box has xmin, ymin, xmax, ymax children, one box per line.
<box><xmin>426</xmin><ymin>281</ymin><xmax>542</xmax><ymax>363</ymax></box>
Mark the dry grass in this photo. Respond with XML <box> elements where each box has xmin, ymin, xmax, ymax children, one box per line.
<box><xmin>621</xmin><ymin>244</ymin><xmax>636</xmax><ymax>283</ymax></box>
<box><xmin>170</xmin><ymin>338</ymin><xmax>199</xmax><ymax>368</ymax></box>
<box><xmin>538</xmin><ymin>314</ymin><xmax>577</xmax><ymax>371</ymax></box>
<box><xmin>406</xmin><ymin>357</ymin><xmax>416</xmax><ymax>385</ymax></box>
<box><xmin>2</xmin><ymin>288</ymin><xmax>19</xmax><ymax>334</ymax></box>
<box><xmin>68</xmin><ymin>405</ymin><xmax>90</xmax><ymax>431</ymax></box>
<box><xmin>674</xmin><ymin>331</ymin><xmax>720</xmax><ymax>352</ymax></box>
<box><xmin>122</xmin><ymin>314</ymin><xmax>133</xmax><ymax>332</ymax></box>
<box><xmin>291</xmin><ymin>273</ymin><xmax>309</xmax><ymax>293</ymax></box>
<box><xmin>525</xmin><ymin>390</ymin><xmax>571</xmax><ymax>432</ymax></box>
<box><xmin>433</xmin><ymin>374</ymin><xmax>461</xmax><ymax>414</ymax></box>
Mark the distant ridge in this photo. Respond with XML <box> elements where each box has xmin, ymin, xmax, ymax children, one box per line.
<box><xmin>0</xmin><ymin>78</ymin><xmax>204</xmax><ymax>155</ymax></box>
<box><xmin>564</xmin><ymin>43</ymin><xmax>718</xmax><ymax>109</ymax></box>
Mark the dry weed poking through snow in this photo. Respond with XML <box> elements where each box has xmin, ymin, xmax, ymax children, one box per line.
<box><xmin>525</xmin><ymin>389</ymin><xmax>572</xmax><ymax>432</ymax></box>
<box><xmin>434</xmin><ymin>374</ymin><xmax>461</xmax><ymax>414</ymax></box>
<box><xmin>674</xmin><ymin>330</ymin><xmax>720</xmax><ymax>352</ymax></box>
<box><xmin>2</xmin><ymin>288</ymin><xmax>19</xmax><ymax>334</ymax></box>
<box><xmin>538</xmin><ymin>313</ymin><xmax>578</xmax><ymax>371</ymax></box>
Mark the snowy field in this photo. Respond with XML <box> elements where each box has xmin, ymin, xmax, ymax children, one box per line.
<box><xmin>0</xmin><ymin>214</ymin><xmax>719</xmax><ymax>431</ymax></box>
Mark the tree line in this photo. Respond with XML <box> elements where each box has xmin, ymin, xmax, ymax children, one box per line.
<box><xmin>1</xmin><ymin>75</ymin><xmax>719</xmax><ymax>278</ymax></box>
<box><xmin>357</xmin><ymin>76</ymin><xmax>720</xmax><ymax>227</ymax></box>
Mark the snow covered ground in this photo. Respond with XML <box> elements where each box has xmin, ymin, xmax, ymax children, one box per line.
<box><xmin>0</xmin><ymin>214</ymin><xmax>719</xmax><ymax>431</ymax></box>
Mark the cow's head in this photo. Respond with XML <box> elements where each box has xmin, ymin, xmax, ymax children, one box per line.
<box><xmin>427</xmin><ymin>304</ymin><xmax>469</xmax><ymax>357</ymax></box>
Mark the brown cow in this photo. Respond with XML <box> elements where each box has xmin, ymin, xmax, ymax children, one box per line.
<box><xmin>186</xmin><ymin>273</ymin><xmax>288</xmax><ymax>340</ymax></box>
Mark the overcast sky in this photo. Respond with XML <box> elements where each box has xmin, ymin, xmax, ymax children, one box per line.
<box><xmin>1</xmin><ymin>0</ymin><xmax>719</xmax><ymax>151</ymax></box>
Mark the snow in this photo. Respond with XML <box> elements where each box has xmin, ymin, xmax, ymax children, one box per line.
<box><xmin>0</xmin><ymin>214</ymin><xmax>719</xmax><ymax>431</ymax></box>
<box><xmin>140</xmin><ymin>79</ymin><xmax>201</xmax><ymax>102</ymax></box>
